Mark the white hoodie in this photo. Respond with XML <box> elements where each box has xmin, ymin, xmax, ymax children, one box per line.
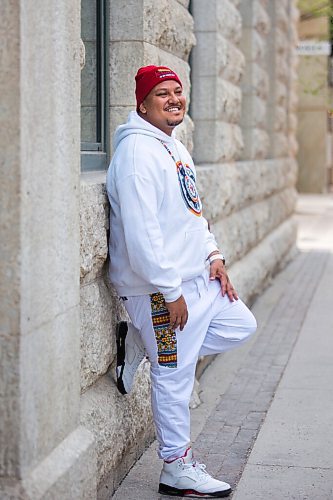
<box><xmin>106</xmin><ymin>111</ymin><xmax>218</xmax><ymax>302</ymax></box>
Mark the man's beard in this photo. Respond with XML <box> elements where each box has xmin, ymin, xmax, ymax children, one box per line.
<box><xmin>167</xmin><ymin>118</ymin><xmax>184</xmax><ymax>128</ymax></box>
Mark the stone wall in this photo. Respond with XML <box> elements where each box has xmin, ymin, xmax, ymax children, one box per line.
<box><xmin>191</xmin><ymin>0</ymin><xmax>299</xmax><ymax>307</ymax></box>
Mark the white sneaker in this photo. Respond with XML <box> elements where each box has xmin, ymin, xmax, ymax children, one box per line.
<box><xmin>116</xmin><ymin>321</ymin><xmax>145</xmax><ymax>395</ymax></box>
<box><xmin>159</xmin><ymin>448</ymin><xmax>231</xmax><ymax>498</ymax></box>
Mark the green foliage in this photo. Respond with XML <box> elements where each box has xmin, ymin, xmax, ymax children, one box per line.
<box><xmin>298</xmin><ymin>0</ymin><xmax>333</xmax><ymax>41</ymax></box>
<box><xmin>298</xmin><ymin>0</ymin><xmax>332</xmax><ymax>20</ymax></box>
<box><xmin>299</xmin><ymin>56</ymin><xmax>328</xmax><ymax>97</ymax></box>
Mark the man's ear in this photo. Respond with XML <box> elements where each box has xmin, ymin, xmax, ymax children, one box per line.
<box><xmin>139</xmin><ymin>103</ymin><xmax>147</xmax><ymax>114</ymax></box>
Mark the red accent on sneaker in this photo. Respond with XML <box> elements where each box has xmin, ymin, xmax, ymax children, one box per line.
<box><xmin>183</xmin><ymin>491</ymin><xmax>207</xmax><ymax>497</ymax></box>
<box><xmin>164</xmin><ymin>446</ymin><xmax>192</xmax><ymax>464</ymax></box>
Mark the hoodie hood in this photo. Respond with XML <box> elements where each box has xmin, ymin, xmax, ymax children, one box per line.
<box><xmin>113</xmin><ymin>111</ymin><xmax>175</xmax><ymax>150</ymax></box>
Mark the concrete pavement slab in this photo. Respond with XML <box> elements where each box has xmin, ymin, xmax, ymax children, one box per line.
<box><xmin>232</xmin><ymin>464</ymin><xmax>333</xmax><ymax>500</ymax></box>
<box><xmin>233</xmin><ymin>194</ymin><xmax>333</xmax><ymax>499</ymax></box>
<box><xmin>243</xmin><ymin>385</ymin><xmax>333</xmax><ymax>469</ymax></box>
<box><xmin>277</xmin><ymin>255</ymin><xmax>333</xmax><ymax>392</ymax></box>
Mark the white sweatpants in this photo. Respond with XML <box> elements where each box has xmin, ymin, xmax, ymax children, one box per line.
<box><xmin>123</xmin><ymin>270</ymin><xmax>257</xmax><ymax>461</ymax></box>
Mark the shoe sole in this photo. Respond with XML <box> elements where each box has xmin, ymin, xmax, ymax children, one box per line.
<box><xmin>116</xmin><ymin>321</ymin><xmax>128</xmax><ymax>395</ymax></box>
<box><xmin>159</xmin><ymin>483</ymin><xmax>232</xmax><ymax>498</ymax></box>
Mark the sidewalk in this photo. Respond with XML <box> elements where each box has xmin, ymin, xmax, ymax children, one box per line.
<box><xmin>233</xmin><ymin>194</ymin><xmax>333</xmax><ymax>500</ymax></box>
<box><xmin>112</xmin><ymin>194</ymin><xmax>333</xmax><ymax>500</ymax></box>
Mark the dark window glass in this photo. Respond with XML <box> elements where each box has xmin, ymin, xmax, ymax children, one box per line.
<box><xmin>81</xmin><ymin>0</ymin><xmax>108</xmax><ymax>171</ymax></box>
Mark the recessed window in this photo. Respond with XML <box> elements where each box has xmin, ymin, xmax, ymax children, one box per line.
<box><xmin>81</xmin><ymin>0</ymin><xmax>108</xmax><ymax>171</ymax></box>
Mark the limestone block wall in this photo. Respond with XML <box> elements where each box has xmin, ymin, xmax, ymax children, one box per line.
<box><xmin>191</xmin><ymin>0</ymin><xmax>245</xmax><ymax>163</ymax></box>
<box><xmin>265</xmin><ymin>0</ymin><xmax>299</xmax><ymax>159</ymax></box>
<box><xmin>239</xmin><ymin>0</ymin><xmax>270</xmax><ymax>159</ymax></box>
<box><xmin>191</xmin><ymin>0</ymin><xmax>299</xmax><ymax>308</ymax></box>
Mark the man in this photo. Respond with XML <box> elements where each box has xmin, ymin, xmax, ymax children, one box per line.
<box><xmin>106</xmin><ymin>65</ymin><xmax>257</xmax><ymax>498</ymax></box>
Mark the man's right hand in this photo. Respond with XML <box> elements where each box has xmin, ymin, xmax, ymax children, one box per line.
<box><xmin>165</xmin><ymin>295</ymin><xmax>188</xmax><ymax>331</ymax></box>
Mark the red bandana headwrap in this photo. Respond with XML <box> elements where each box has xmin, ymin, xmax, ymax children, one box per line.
<box><xmin>135</xmin><ymin>65</ymin><xmax>183</xmax><ymax>111</ymax></box>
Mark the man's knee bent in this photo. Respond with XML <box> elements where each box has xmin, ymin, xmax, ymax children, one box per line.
<box><xmin>242</xmin><ymin>309</ymin><xmax>257</xmax><ymax>339</ymax></box>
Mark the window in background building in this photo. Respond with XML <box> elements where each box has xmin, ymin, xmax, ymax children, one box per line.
<box><xmin>81</xmin><ymin>0</ymin><xmax>108</xmax><ymax>171</ymax></box>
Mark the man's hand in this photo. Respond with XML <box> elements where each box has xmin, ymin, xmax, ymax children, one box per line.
<box><xmin>209</xmin><ymin>260</ymin><xmax>239</xmax><ymax>302</ymax></box>
<box><xmin>165</xmin><ymin>295</ymin><xmax>188</xmax><ymax>331</ymax></box>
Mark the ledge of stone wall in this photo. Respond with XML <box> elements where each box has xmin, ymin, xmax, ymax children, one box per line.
<box><xmin>20</xmin><ymin>427</ymin><xmax>96</xmax><ymax>500</ymax></box>
<box><xmin>2</xmin><ymin>427</ymin><xmax>97</xmax><ymax>500</ymax></box>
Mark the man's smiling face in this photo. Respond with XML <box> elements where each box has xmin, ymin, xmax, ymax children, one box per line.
<box><xmin>139</xmin><ymin>80</ymin><xmax>186</xmax><ymax>136</ymax></box>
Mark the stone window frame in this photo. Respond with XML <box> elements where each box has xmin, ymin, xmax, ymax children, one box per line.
<box><xmin>80</xmin><ymin>0</ymin><xmax>109</xmax><ymax>171</ymax></box>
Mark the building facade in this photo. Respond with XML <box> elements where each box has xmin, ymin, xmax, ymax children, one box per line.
<box><xmin>296</xmin><ymin>15</ymin><xmax>332</xmax><ymax>192</ymax></box>
<box><xmin>1</xmin><ymin>1</ymin><xmax>298</xmax><ymax>498</ymax></box>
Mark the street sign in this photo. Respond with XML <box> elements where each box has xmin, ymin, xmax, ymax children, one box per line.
<box><xmin>296</xmin><ymin>41</ymin><xmax>331</xmax><ymax>56</ymax></box>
